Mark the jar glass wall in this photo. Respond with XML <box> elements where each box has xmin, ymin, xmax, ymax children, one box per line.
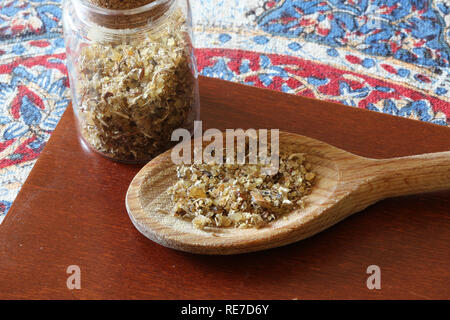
<box><xmin>63</xmin><ymin>0</ymin><xmax>199</xmax><ymax>163</ymax></box>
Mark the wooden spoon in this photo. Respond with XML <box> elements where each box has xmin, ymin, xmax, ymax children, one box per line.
<box><xmin>126</xmin><ymin>131</ymin><xmax>450</xmax><ymax>255</ymax></box>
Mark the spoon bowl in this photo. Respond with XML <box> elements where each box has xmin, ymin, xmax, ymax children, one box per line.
<box><xmin>126</xmin><ymin>131</ymin><xmax>450</xmax><ymax>254</ymax></box>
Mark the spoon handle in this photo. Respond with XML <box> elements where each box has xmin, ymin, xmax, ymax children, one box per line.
<box><xmin>357</xmin><ymin>151</ymin><xmax>450</xmax><ymax>199</ymax></box>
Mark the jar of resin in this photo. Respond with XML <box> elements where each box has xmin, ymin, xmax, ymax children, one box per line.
<box><xmin>63</xmin><ymin>0</ymin><xmax>199</xmax><ymax>162</ymax></box>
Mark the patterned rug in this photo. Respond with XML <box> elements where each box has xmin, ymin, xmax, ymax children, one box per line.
<box><xmin>0</xmin><ymin>0</ymin><xmax>449</xmax><ymax>222</ymax></box>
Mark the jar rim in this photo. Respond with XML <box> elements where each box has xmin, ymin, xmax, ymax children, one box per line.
<box><xmin>76</xmin><ymin>0</ymin><xmax>173</xmax><ymax>15</ymax></box>
<box><xmin>70</xmin><ymin>0</ymin><xmax>177</xmax><ymax>31</ymax></box>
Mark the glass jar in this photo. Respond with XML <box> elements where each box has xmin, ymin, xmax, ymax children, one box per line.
<box><xmin>62</xmin><ymin>0</ymin><xmax>199</xmax><ymax>163</ymax></box>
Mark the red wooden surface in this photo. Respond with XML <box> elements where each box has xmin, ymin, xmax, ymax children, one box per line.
<box><xmin>0</xmin><ymin>77</ymin><xmax>449</xmax><ymax>299</ymax></box>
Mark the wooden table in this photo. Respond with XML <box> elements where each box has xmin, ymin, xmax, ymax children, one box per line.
<box><xmin>1</xmin><ymin>77</ymin><xmax>449</xmax><ymax>299</ymax></box>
